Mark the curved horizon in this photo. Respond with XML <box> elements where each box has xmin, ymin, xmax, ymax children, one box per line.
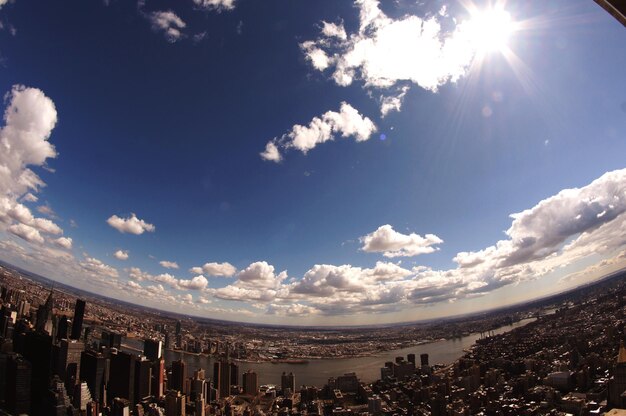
<box><xmin>0</xmin><ymin>0</ymin><xmax>625</xmax><ymax>326</ymax></box>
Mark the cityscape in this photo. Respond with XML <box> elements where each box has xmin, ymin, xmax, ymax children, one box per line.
<box><xmin>2</xmin><ymin>263</ymin><xmax>626</xmax><ymax>415</ymax></box>
<box><xmin>1</xmin><ymin>0</ymin><xmax>625</xmax><ymax>415</ymax></box>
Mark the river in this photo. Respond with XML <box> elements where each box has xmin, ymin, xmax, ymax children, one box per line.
<box><xmin>156</xmin><ymin>318</ymin><xmax>534</xmax><ymax>387</ymax></box>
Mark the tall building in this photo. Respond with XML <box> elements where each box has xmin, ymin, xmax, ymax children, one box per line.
<box><xmin>166</xmin><ymin>390</ymin><xmax>186</xmax><ymax>416</ymax></box>
<box><xmin>102</xmin><ymin>330</ymin><xmax>122</xmax><ymax>349</ymax></box>
<box><xmin>48</xmin><ymin>375</ymin><xmax>71</xmax><ymax>416</ymax></box>
<box><xmin>609</xmin><ymin>342</ymin><xmax>626</xmax><ymax>407</ymax></box>
<box><xmin>229</xmin><ymin>361</ymin><xmax>239</xmax><ymax>387</ymax></box>
<box><xmin>56</xmin><ymin>338</ymin><xmax>84</xmax><ymax>388</ymax></box>
<box><xmin>243</xmin><ymin>370</ymin><xmax>259</xmax><ymax>396</ymax></box>
<box><xmin>21</xmin><ymin>331</ymin><xmax>53</xmax><ymax>415</ymax></box>
<box><xmin>109</xmin><ymin>351</ymin><xmax>136</xmax><ymax>405</ymax></box>
<box><xmin>144</xmin><ymin>339</ymin><xmax>163</xmax><ymax>362</ymax></box>
<box><xmin>219</xmin><ymin>358</ymin><xmax>231</xmax><ymax>397</ymax></box>
<box><xmin>152</xmin><ymin>356</ymin><xmax>165</xmax><ymax>399</ymax></box>
<box><xmin>80</xmin><ymin>349</ymin><xmax>108</xmax><ymax>405</ymax></box>
<box><xmin>420</xmin><ymin>353</ymin><xmax>429</xmax><ymax>367</ymax></box>
<box><xmin>71</xmin><ymin>299</ymin><xmax>86</xmax><ymax>340</ymax></box>
<box><xmin>5</xmin><ymin>353</ymin><xmax>31</xmax><ymax>415</ymax></box>
<box><xmin>111</xmin><ymin>397</ymin><xmax>131</xmax><ymax>416</ymax></box>
<box><xmin>135</xmin><ymin>356</ymin><xmax>153</xmax><ymax>403</ymax></box>
<box><xmin>73</xmin><ymin>381</ymin><xmax>94</xmax><ymax>411</ymax></box>
<box><xmin>407</xmin><ymin>353</ymin><xmax>416</xmax><ymax>365</ymax></box>
<box><xmin>213</xmin><ymin>362</ymin><xmax>221</xmax><ymax>398</ymax></box>
<box><xmin>56</xmin><ymin>315</ymin><xmax>69</xmax><ymax>343</ymax></box>
<box><xmin>281</xmin><ymin>372</ymin><xmax>295</xmax><ymax>395</ymax></box>
<box><xmin>35</xmin><ymin>288</ymin><xmax>54</xmax><ymax>334</ymax></box>
<box><xmin>171</xmin><ymin>359</ymin><xmax>187</xmax><ymax>392</ymax></box>
<box><xmin>175</xmin><ymin>320</ymin><xmax>182</xmax><ymax>336</ymax></box>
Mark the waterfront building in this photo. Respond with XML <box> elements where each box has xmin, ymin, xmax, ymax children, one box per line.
<box><xmin>243</xmin><ymin>370</ymin><xmax>259</xmax><ymax>395</ymax></box>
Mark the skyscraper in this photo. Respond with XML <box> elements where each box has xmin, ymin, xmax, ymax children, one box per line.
<box><xmin>152</xmin><ymin>356</ymin><xmax>165</xmax><ymax>399</ymax></box>
<box><xmin>35</xmin><ymin>289</ymin><xmax>54</xmax><ymax>334</ymax></box>
<box><xmin>5</xmin><ymin>353</ymin><xmax>31</xmax><ymax>415</ymax></box>
<box><xmin>171</xmin><ymin>359</ymin><xmax>187</xmax><ymax>392</ymax></box>
<box><xmin>56</xmin><ymin>338</ymin><xmax>84</xmax><ymax>389</ymax></box>
<box><xmin>80</xmin><ymin>350</ymin><xmax>107</xmax><ymax>405</ymax></box>
<box><xmin>135</xmin><ymin>356</ymin><xmax>153</xmax><ymax>403</ymax></box>
<box><xmin>281</xmin><ymin>372</ymin><xmax>295</xmax><ymax>395</ymax></box>
<box><xmin>144</xmin><ymin>339</ymin><xmax>162</xmax><ymax>362</ymax></box>
<box><xmin>219</xmin><ymin>358</ymin><xmax>231</xmax><ymax>397</ymax></box>
<box><xmin>242</xmin><ymin>370</ymin><xmax>258</xmax><ymax>396</ymax></box>
<box><xmin>109</xmin><ymin>351</ymin><xmax>136</xmax><ymax>405</ymax></box>
<box><xmin>229</xmin><ymin>361</ymin><xmax>239</xmax><ymax>387</ymax></box>
<box><xmin>71</xmin><ymin>299</ymin><xmax>86</xmax><ymax>340</ymax></box>
<box><xmin>73</xmin><ymin>381</ymin><xmax>94</xmax><ymax>411</ymax></box>
<box><xmin>56</xmin><ymin>315</ymin><xmax>69</xmax><ymax>343</ymax></box>
<box><xmin>166</xmin><ymin>390</ymin><xmax>186</xmax><ymax>416</ymax></box>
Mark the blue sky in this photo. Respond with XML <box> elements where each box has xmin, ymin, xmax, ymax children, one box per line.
<box><xmin>0</xmin><ymin>0</ymin><xmax>625</xmax><ymax>325</ymax></box>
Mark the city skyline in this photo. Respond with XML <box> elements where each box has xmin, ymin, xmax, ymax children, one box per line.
<box><xmin>0</xmin><ymin>0</ymin><xmax>625</xmax><ymax>325</ymax></box>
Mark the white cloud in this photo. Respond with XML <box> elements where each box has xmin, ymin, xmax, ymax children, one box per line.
<box><xmin>192</xmin><ymin>0</ymin><xmax>235</xmax><ymax>11</ymax></box>
<box><xmin>160</xmin><ymin>260</ymin><xmax>179</xmax><ymax>269</ymax></box>
<box><xmin>321</xmin><ymin>21</ymin><xmax>347</xmax><ymax>40</ymax></box>
<box><xmin>380</xmin><ymin>86</ymin><xmax>409</xmax><ymax>117</ymax></box>
<box><xmin>128</xmin><ymin>267</ymin><xmax>208</xmax><ymax>291</ymax></box>
<box><xmin>192</xmin><ymin>261</ymin><xmax>237</xmax><ymax>277</ymax></box>
<box><xmin>261</xmin><ymin>102</ymin><xmax>376</xmax><ymax>162</ymax></box>
<box><xmin>22</xmin><ymin>193</ymin><xmax>38</xmax><ymax>203</ymax></box>
<box><xmin>301</xmin><ymin>0</ymin><xmax>486</xmax><ymax>115</ymax></box>
<box><xmin>5</xmin><ymin>202</ymin><xmax>63</xmax><ymax>235</ymax></box>
<box><xmin>107</xmin><ymin>213</ymin><xmax>155</xmax><ymax>235</ymax></box>
<box><xmin>0</xmin><ymin>85</ymin><xmax>57</xmax><ymax>199</ymax></box>
<box><xmin>148</xmin><ymin>10</ymin><xmax>186</xmax><ymax>43</ymax></box>
<box><xmin>260</xmin><ymin>141</ymin><xmax>282</xmax><ymax>162</ymax></box>
<box><xmin>305</xmin><ymin>0</ymin><xmax>476</xmax><ymax>90</ymax></box>
<box><xmin>114</xmin><ymin>250</ymin><xmax>129</xmax><ymax>260</ymax></box>
<box><xmin>189</xmin><ymin>266</ymin><xmax>203</xmax><ymax>274</ymax></box>
<box><xmin>360</xmin><ymin>224</ymin><xmax>443</xmax><ymax>257</ymax></box>
<box><xmin>204</xmin><ymin>169</ymin><xmax>626</xmax><ymax>317</ymax></box>
<box><xmin>8</xmin><ymin>223</ymin><xmax>44</xmax><ymax>244</ymax></box>
<box><xmin>36</xmin><ymin>203</ymin><xmax>56</xmax><ymax>218</ymax></box>
<box><xmin>178</xmin><ymin>275</ymin><xmax>208</xmax><ymax>290</ymax></box>
<box><xmin>53</xmin><ymin>236</ymin><xmax>72</xmax><ymax>250</ymax></box>
<box><xmin>80</xmin><ymin>256</ymin><xmax>119</xmax><ymax>279</ymax></box>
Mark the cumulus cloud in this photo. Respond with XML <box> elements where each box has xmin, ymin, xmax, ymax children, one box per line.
<box><xmin>360</xmin><ymin>224</ymin><xmax>443</xmax><ymax>257</ymax></box>
<box><xmin>8</xmin><ymin>223</ymin><xmax>44</xmax><ymax>244</ymax></box>
<box><xmin>191</xmin><ymin>261</ymin><xmax>237</xmax><ymax>277</ymax></box>
<box><xmin>301</xmin><ymin>0</ymin><xmax>483</xmax><ymax>114</ymax></box>
<box><xmin>53</xmin><ymin>236</ymin><xmax>72</xmax><ymax>250</ymax></box>
<box><xmin>192</xmin><ymin>0</ymin><xmax>235</xmax><ymax>12</ymax></box>
<box><xmin>22</xmin><ymin>193</ymin><xmax>38</xmax><ymax>203</ymax></box>
<box><xmin>36</xmin><ymin>203</ymin><xmax>57</xmax><ymax>218</ymax></box>
<box><xmin>128</xmin><ymin>267</ymin><xmax>208</xmax><ymax>291</ymax></box>
<box><xmin>260</xmin><ymin>141</ymin><xmax>282</xmax><ymax>163</ymax></box>
<box><xmin>261</xmin><ymin>102</ymin><xmax>376</xmax><ymax>162</ymax></box>
<box><xmin>160</xmin><ymin>260</ymin><xmax>179</xmax><ymax>269</ymax></box>
<box><xmin>107</xmin><ymin>213</ymin><xmax>155</xmax><ymax>235</ymax></box>
<box><xmin>148</xmin><ymin>10</ymin><xmax>186</xmax><ymax>42</ymax></box>
<box><xmin>212</xmin><ymin>261</ymin><xmax>288</xmax><ymax>302</ymax></box>
<box><xmin>80</xmin><ymin>256</ymin><xmax>119</xmax><ymax>279</ymax></box>
<box><xmin>205</xmin><ymin>169</ymin><xmax>626</xmax><ymax>317</ymax></box>
<box><xmin>114</xmin><ymin>250</ymin><xmax>129</xmax><ymax>260</ymax></box>
<box><xmin>0</xmin><ymin>85</ymin><xmax>57</xmax><ymax>199</ymax></box>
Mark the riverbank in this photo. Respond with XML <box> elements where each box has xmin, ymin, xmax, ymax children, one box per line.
<box><xmin>164</xmin><ymin>318</ymin><xmax>536</xmax><ymax>387</ymax></box>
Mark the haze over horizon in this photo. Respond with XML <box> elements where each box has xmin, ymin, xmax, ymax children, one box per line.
<box><xmin>0</xmin><ymin>0</ymin><xmax>625</xmax><ymax>326</ymax></box>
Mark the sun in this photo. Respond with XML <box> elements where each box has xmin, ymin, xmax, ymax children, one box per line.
<box><xmin>466</xmin><ymin>7</ymin><xmax>515</xmax><ymax>53</ymax></box>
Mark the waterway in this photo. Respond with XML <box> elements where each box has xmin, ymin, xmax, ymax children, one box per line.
<box><xmin>157</xmin><ymin>318</ymin><xmax>535</xmax><ymax>387</ymax></box>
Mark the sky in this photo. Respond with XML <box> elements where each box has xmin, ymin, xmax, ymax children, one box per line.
<box><xmin>0</xmin><ymin>0</ymin><xmax>625</xmax><ymax>326</ymax></box>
